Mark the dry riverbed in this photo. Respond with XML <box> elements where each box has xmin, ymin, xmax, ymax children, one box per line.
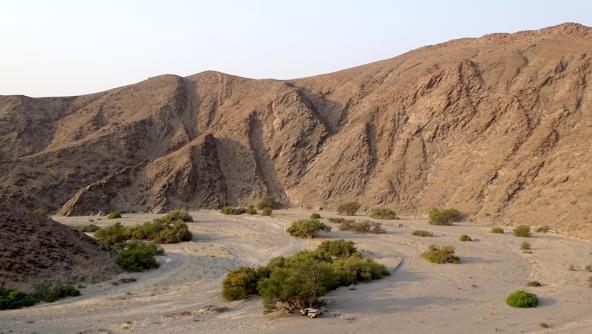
<box><xmin>1</xmin><ymin>210</ymin><xmax>592</xmax><ymax>333</ymax></box>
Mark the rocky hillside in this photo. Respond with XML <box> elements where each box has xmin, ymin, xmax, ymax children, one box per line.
<box><xmin>0</xmin><ymin>23</ymin><xmax>590</xmax><ymax>237</ymax></box>
<box><xmin>0</xmin><ymin>201</ymin><xmax>119</xmax><ymax>290</ymax></box>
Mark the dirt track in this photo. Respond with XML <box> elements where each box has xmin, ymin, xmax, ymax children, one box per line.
<box><xmin>1</xmin><ymin>210</ymin><xmax>592</xmax><ymax>333</ymax></box>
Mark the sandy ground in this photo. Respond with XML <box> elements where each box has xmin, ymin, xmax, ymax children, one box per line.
<box><xmin>1</xmin><ymin>209</ymin><xmax>592</xmax><ymax>334</ymax></box>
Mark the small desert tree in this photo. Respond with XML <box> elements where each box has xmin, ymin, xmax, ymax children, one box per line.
<box><xmin>428</xmin><ymin>208</ymin><xmax>462</xmax><ymax>225</ymax></box>
<box><xmin>258</xmin><ymin>254</ymin><xmax>335</xmax><ymax>312</ymax></box>
<box><xmin>256</xmin><ymin>196</ymin><xmax>281</xmax><ymax>210</ymax></box>
<box><xmin>337</xmin><ymin>202</ymin><xmax>361</xmax><ymax>216</ymax></box>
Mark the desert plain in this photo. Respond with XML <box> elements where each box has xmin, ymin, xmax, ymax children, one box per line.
<box><xmin>1</xmin><ymin>209</ymin><xmax>591</xmax><ymax>334</ymax></box>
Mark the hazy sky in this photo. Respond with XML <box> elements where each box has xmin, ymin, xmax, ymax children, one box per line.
<box><xmin>2</xmin><ymin>0</ymin><xmax>591</xmax><ymax>97</ymax></box>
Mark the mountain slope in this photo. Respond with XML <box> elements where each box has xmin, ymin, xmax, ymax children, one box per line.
<box><xmin>0</xmin><ymin>200</ymin><xmax>119</xmax><ymax>290</ymax></box>
<box><xmin>0</xmin><ymin>23</ymin><xmax>591</xmax><ymax>237</ymax></box>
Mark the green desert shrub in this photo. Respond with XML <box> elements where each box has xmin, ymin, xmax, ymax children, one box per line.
<box><xmin>337</xmin><ymin>202</ymin><xmax>361</xmax><ymax>216</ymax></box>
<box><xmin>261</xmin><ymin>207</ymin><xmax>272</xmax><ymax>216</ymax></box>
<box><xmin>256</xmin><ymin>196</ymin><xmax>281</xmax><ymax>210</ymax></box>
<box><xmin>506</xmin><ymin>290</ymin><xmax>538</xmax><ymax>308</ymax></box>
<box><xmin>421</xmin><ymin>245</ymin><xmax>460</xmax><ymax>264</ymax></box>
<box><xmin>33</xmin><ymin>208</ymin><xmax>48</xmax><ymax>217</ymax></box>
<box><xmin>94</xmin><ymin>222</ymin><xmax>128</xmax><ymax>246</ymax></box>
<box><xmin>221</xmin><ymin>207</ymin><xmax>247</xmax><ymax>215</ymax></box>
<box><xmin>331</xmin><ymin>254</ymin><xmax>389</xmax><ymax>284</ymax></box>
<box><xmin>521</xmin><ymin>241</ymin><xmax>531</xmax><ymax>250</ymax></box>
<box><xmin>73</xmin><ymin>224</ymin><xmax>101</xmax><ymax>233</ymax></box>
<box><xmin>107</xmin><ymin>211</ymin><xmax>122</xmax><ymax>219</ymax></box>
<box><xmin>96</xmin><ymin>218</ymin><xmax>191</xmax><ymax>246</ymax></box>
<box><xmin>459</xmin><ymin>234</ymin><xmax>472</xmax><ymax>241</ymax></box>
<box><xmin>286</xmin><ymin>219</ymin><xmax>331</xmax><ymax>238</ymax></box>
<box><xmin>0</xmin><ymin>288</ymin><xmax>37</xmax><ymax>310</ymax></box>
<box><xmin>369</xmin><ymin>208</ymin><xmax>398</xmax><ymax>220</ymax></box>
<box><xmin>412</xmin><ymin>230</ymin><xmax>433</xmax><ymax>237</ymax></box>
<box><xmin>490</xmin><ymin>227</ymin><xmax>504</xmax><ymax>234</ymax></box>
<box><xmin>513</xmin><ymin>225</ymin><xmax>531</xmax><ymax>237</ymax></box>
<box><xmin>428</xmin><ymin>208</ymin><xmax>462</xmax><ymax>225</ymax></box>
<box><xmin>223</xmin><ymin>241</ymin><xmax>388</xmax><ymax>313</ymax></box>
<box><xmin>310</xmin><ymin>213</ymin><xmax>321</xmax><ymax>219</ymax></box>
<box><xmin>130</xmin><ymin>219</ymin><xmax>192</xmax><ymax>243</ymax></box>
<box><xmin>116</xmin><ymin>241</ymin><xmax>162</xmax><ymax>272</ymax></box>
<box><xmin>31</xmin><ymin>283</ymin><xmax>80</xmax><ymax>303</ymax></box>
<box><xmin>222</xmin><ymin>267</ymin><xmax>260</xmax><ymax>301</ymax></box>
<box><xmin>316</xmin><ymin>240</ymin><xmax>358</xmax><ymax>258</ymax></box>
<box><xmin>338</xmin><ymin>220</ymin><xmax>385</xmax><ymax>234</ymax></box>
<box><xmin>162</xmin><ymin>210</ymin><xmax>193</xmax><ymax>222</ymax></box>
<box><xmin>246</xmin><ymin>205</ymin><xmax>257</xmax><ymax>215</ymax></box>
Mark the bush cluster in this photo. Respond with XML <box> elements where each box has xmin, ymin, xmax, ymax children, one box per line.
<box><xmin>222</xmin><ymin>240</ymin><xmax>388</xmax><ymax>313</ymax></box>
<box><xmin>261</xmin><ymin>207</ymin><xmax>272</xmax><ymax>216</ymax></box>
<box><xmin>94</xmin><ymin>211</ymin><xmax>193</xmax><ymax>246</ymax></box>
<box><xmin>221</xmin><ymin>207</ymin><xmax>247</xmax><ymax>215</ymax></box>
<box><xmin>286</xmin><ymin>219</ymin><xmax>331</xmax><ymax>238</ymax></box>
<box><xmin>506</xmin><ymin>290</ymin><xmax>538</xmax><ymax>308</ymax></box>
<box><xmin>412</xmin><ymin>230</ymin><xmax>434</xmax><ymax>237</ymax></box>
<box><xmin>0</xmin><ymin>287</ymin><xmax>36</xmax><ymax>310</ymax></box>
<box><xmin>428</xmin><ymin>208</ymin><xmax>462</xmax><ymax>225</ymax></box>
<box><xmin>490</xmin><ymin>227</ymin><xmax>504</xmax><ymax>234</ymax></box>
<box><xmin>256</xmin><ymin>196</ymin><xmax>281</xmax><ymax>210</ymax></box>
<box><xmin>369</xmin><ymin>208</ymin><xmax>398</xmax><ymax>220</ymax></box>
<box><xmin>246</xmin><ymin>205</ymin><xmax>257</xmax><ymax>215</ymax></box>
<box><xmin>163</xmin><ymin>210</ymin><xmax>193</xmax><ymax>222</ymax></box>
<box><xmin>0</xmin><ymin>283</ymin><xmax>80</xmax><ymax>310</ymax></box>
<box><xmin>513</xmin><ymin>225</ymin><xmax>531</xmax><ymax>237</ymax></box>
<box><xmin>116</xmin><ymin>241</ymin><xmax>163</xmax><ymax>272</ymax></box>
<box><xmin>316</xmin><ymin>240</ymin><xmax>358</xmax><ymax>258</ymax></box>
<box><xmin>337</xmin><ymin>202</ymin><xmax>361</xmax><ymax>216</ymax></box>
<box><xmin>31</xmin><ymin>283</ymin><xmax>80</xmax><ymax>302</ymax></box>
<box><xmin>421</xmin><ymin>245</ymin><xmax>460</xmax><ymax>264</ymax></box>
<box><xmin>459</xmin><ymin>234</ymin><xmax>472</xmax><ymax>241</ymax></box>
<box><xmin>338</xmin><ymin>220</ymin><xmax>385</xmax><ymax>234</ymax></box>
<box><xmin>107</xmin><ymin>211</ymin><xmax>122</xmax><ymax>219</ymax></box>
<box><xmin>310</xmin><ymin>213</ymin><xmax>321</xmax><ymax>219</ymax></box>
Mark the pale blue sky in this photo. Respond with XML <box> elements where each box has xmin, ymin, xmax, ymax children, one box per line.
<box><xmin>1</xmin><ymin>0</ymin><xmax>591</xmax><ymax>97</ymax></box>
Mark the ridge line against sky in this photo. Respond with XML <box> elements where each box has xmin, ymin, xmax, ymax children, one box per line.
<box><xmin>1</xmin><ymin>0</ymin><xmax>591</xmax><ymax>97</ymax></box>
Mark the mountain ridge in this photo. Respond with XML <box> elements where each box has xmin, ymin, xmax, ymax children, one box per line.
<box><xmin>1</xmin><ymin>22</ymin><xmax>591</xmax><ymax>238</ymax></box>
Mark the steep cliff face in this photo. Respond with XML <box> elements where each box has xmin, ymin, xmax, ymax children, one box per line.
<box><xmin>1</xmin><ymin>23</ymin><xmax>591</xmax><ymax>237</ymax></box>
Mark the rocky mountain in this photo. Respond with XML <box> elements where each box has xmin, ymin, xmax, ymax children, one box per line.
<box><xmin>0</xmin><ymin>23</ymin><xmax>590</xmax><ymax>237</ymax></box>
<box><xmin>0</xmin><ymin>201</ymin><xmax>119</xmax><ymax>290</ymax></box>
